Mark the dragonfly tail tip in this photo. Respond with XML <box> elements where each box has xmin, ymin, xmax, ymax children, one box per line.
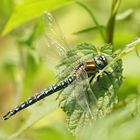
<box><xmin>2</xmin><ymin>111</ymin><xmax>11</xmax><ymax>120</ymax></box>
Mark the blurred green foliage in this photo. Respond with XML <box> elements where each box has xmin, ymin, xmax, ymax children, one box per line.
<box><xmin>0</xmin><ymin>0</ymin><xmax>140</xmax><ymax>140</ymax></box>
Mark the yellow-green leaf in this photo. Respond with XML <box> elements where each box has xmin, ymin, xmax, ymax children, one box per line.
<box><xmin>2</xmin><ymin>0</ymin><xmax>73</xmax><ymax>36</ymax></box>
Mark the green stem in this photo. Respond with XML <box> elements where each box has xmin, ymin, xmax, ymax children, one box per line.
<box><xmin>76</xmin><ymin>1</ymin><xmax>106</xmax><ymax>42</ymax></box>
<box><xmin>106</xmin><ymin>15</ymin><xmax>116</xmax><ymax>44</ymax></box>
<box><xmin>106</xmin><ymin>0</ymin><xmax>121</xmax><ymax>45</ymax></box>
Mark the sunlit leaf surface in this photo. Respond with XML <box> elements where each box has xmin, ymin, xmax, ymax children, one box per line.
<box><xmin>2</xmin><ymin>0</ymin><xmax>73</xmax><ymax>35</ymax></box>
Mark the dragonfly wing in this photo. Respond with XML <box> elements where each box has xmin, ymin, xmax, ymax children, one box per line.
<box><xmin>42</xmin><ymin>12</ymin><xmax>68</xmax><ymax>56</ymax></box>
<box><xmin>74</xmin><ymin>70</ymin><xmax>99</xmax><ymax>118</ymax></box>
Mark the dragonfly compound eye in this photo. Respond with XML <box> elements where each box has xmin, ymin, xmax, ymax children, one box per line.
<box><xmin>94</xmin><ymin>55</ymin><xmax>108</xmax><ymax>69</ymax></box>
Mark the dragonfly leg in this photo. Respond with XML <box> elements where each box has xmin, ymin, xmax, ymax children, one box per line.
<box><xmin>89</xmin><ymin>76</ymin><xmax>94</xmax><ymax>83</ymax></box>
<box><xmin>104</xmin><ymin>71</ymin><xmax>112</xmax><ymax>75</ymax></box>
<box><xmin>97</xmin><ymin>75</ymin><xmax>100</xmax><ymax>82</ymax></box>
<box><xmin>55</xmin><ymin>90</ymin><xmax>62</xmax><ymax>100</ymax></box>
<box><xmin>89</xmin><ymin>75</ymin><xmax>100</xmax><ymax>83</ymax></box>
<box><xmin>90</xmin><ymin>71</ymin><xmax>112</xmax><ymax>84</ymax></box>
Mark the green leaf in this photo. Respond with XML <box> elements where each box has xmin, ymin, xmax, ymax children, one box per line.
<box><xmin>25</xmin><ymin>48</ymin><xmax>40</xmax><ymax>76</ymax></box>
<box><xmin>79</xmin><ymin>98</ymin><xmax>140</xmax><ymax>140</ymax></box>
<box><xmin>22</xmin><ymin>48</ymin><xmax>41</xmax><ymax>99</ymax></box>
<box><xmin>2</xmin><ymin>0</ymin><xmax>73</xmax><ymax>35</ymax></box>
<box><xmin>100</xmin><ymin>44</ymin><xmax>113</xmax><ymax>56</ymax></box>
<box><xmin>17</xmin><ymin>19</ymin><xmax>45</xmax><ymax>46</ymax></box>
<box><xmin>58</xmin><ymin>43</ymin><xmax>123</xmax><ymax>135</ymax></box>
<box><xmin>0</xmin><ymin>0</ymin><xmax>14</xmax><ymax>18</ymax></box>
<box><xmin>116</xmin><ymin>9</ymin><xmax>134</xmax><ymax>21</ymax></box>
<box><xmin>73</xmin><ymin>26</ymin><xmax>105</xmax><ymax>35</ymax></box>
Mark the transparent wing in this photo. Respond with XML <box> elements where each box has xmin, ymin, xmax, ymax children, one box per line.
<box><xmin>74</xmin><ymin>70</ymin><xmax>99</xmax><ymax>119</ymax></box>
<box><xmin>42</xmin><ymin>12</ymin><xmax>68</xmax><ymax>57</ymax></box>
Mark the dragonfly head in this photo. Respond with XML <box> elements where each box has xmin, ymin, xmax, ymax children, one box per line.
<box><xmin>94</xmin><ymin>55</ymin><xmax>108</xmax><ymax>70</ymax></box>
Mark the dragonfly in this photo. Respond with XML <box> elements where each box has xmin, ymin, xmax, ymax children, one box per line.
<box><xmin>3</xmin><ymin>12</ymin><xmax>109</xmax><ymax>120</ymax></box>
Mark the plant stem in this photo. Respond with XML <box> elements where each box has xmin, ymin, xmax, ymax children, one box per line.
<box><xmin>106</xmin><ymin>0</ymin><xmax>121</xmax><ymax>45</ymax></box>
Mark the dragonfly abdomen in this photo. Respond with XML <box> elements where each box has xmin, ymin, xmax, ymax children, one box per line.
<box><xmin>3</xmin><ymin>75</ymin><xmax>76</xmax><ymax>120</ymax></box>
